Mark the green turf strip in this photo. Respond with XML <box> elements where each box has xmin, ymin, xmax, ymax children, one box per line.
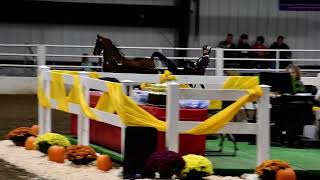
<box><xmin>64</xmin><ymin>135</ymin><xmax>320</xmax><ymax>178</ymax></box>
<box><xmin>206</xmin><ymin>139</ymin><xmax>320</xmax><ymax>178</ymax></box>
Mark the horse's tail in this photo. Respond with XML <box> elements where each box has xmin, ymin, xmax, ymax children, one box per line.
<box><xmin>151</xmin><ymin>52</ymin><xmax>178</xmax><ymax>74</ymax></box>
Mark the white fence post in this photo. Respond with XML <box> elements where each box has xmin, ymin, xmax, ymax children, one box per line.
<box><xmin>37</xmin><ymin>45</ymin><xmax>46</xmax><ymax>66</ymax></box>
<box><xmin>78</xmin><ymin>71</ymin><xmax>90</xmax><ymax>145</ymax></box>
<box><xmin>275</xmin><ymin>50</ymin><xmax>280</xmax><ymax>71</ymax></box>
<box><xmin>215</xmin><ymin>48</ymin><xmax>224</xmax><ymax>76</ymax></box>
<box><xmin>119</xmin><ymin>80</ymin><xmax>134</xmax><ymax>156</ymax></box>
<box><xmin>166</xmin><ymin>82</ymin><xmax>180</xmax><ymax>152</ymax></box>
<box><xmin>121</xmin><ymin>80</ymin><xmax>135</xmax><ymax>98</ymax></box>
<box><xmin>37</xmin><ymin>65</ymin><xmax>51</xmax><ymax>134</ymax></box>
<box><xmin>256</xmin><ymin>85</ymin><xmax>271</xmax><ymax>165</ymax></box>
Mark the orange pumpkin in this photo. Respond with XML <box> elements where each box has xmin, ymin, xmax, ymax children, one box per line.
<box><xmin>31</xmin><ymin>125</ymin><xmax>39</xmax><ymax>135</ymax></box>
<box><xmin>25</xmin><ymin>136</ymin><xmax>36</xmax><ymax>150</ymax></box>
<box><xmin>276</xmin><ymin>168</ymin><xmax>296</xmax><ymax>180</ymax></box>
<box><xmin>48</xmin><ymin>145</ymin><xmax>65</xmax><ymax>163</ymax></box>
<box><xmin>96</xmin><ymin>155</ymin><xmax>112</xmax><ymax>171</ymax></box>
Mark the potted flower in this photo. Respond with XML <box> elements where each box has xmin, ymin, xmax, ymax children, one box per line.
<box><xmin>35</xmin><ymin>132</ymin><xmax>71</xmax><ymax>154</ymax></box>
<box><xmin>66</xmin><ymin>145</ymin><xmax>97</xmax><ymax>165</ymax></box>
<box><xmin>144</xmin><ymin>150</ymin><xmax>185</xmax><ymax>179</ymax></box>
<box><xmin>6</xmin><ymin>127</ymin><xmax>37</xmax><ymax>146</ymax></box>
<box><xmin>179</xmin><ymin>154</ymin><xmax>214</xmax><ymax>180</ymax></box>
<box><xmin>255</xmin><ymin>159</ymin><xmax>296</xmax><ymax>180</ymax></box>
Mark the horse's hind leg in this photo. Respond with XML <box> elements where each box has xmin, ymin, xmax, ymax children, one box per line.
<box><xmin>218</xmin><ymin>134</ymin><xmax>225</xmax><ymax>152</ymax></box>
<box><xmin>227</xmin><ymin>134</ymin><xmax>239</xmax><ymax>156</ymax></box>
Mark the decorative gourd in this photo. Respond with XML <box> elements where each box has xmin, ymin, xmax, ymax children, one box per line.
<box><xmin>31</xmin><ymin>125</ymin><xmax>39</xmax><ymax>135</ymax></box>
<box><xmin>96</xmin><ymin>155</ymin><xmax>112</xmax><ymax>171</ymax></box>
<box><xmin>48</xmin><ymin>145</ymin><xmax>65</xmax><ymax>163</ymax></box>
<box><xmin>25</xmin><ymin>136</ymin><xmax>36</xmax><ymax>150</ymax></box>
<box><xmin>276</xmin><ymin>168</ymin><xmax>296</xmax><ymax>180</ymax></box>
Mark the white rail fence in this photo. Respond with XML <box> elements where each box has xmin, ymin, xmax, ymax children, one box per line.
<box><xmin>38</xmin><ymin>66</ymin><xmax>270</xmax><ymax>165</ymax></box>
<box><xmin>1</xmin><ymin>44</ymin><xmax>320</xmax><ymax>76</ymax></box>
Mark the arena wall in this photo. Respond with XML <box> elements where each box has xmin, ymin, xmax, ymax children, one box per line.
<box><xmin>188</xmin><ymin>0</ymin><xmax>320</xmax><ymax>63</ymax></box>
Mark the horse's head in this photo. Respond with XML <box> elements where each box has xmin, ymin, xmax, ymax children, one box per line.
<box><xmin>93</xmin><ymin>35</ymin><xmax>103</xmax><ymax>55</ymax></box>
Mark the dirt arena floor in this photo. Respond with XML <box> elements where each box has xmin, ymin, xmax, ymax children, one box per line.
<box><xmin>0</xmin><ymin>94</ymin><xmax>71</xmax><ymax>140</ymax></box>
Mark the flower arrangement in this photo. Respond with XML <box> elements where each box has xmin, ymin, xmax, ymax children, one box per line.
<box><xmin>35</xmin><ymin>132</ymin><xmax>71</xmax><ymax>154</ymax></box>
<box><xmin>255</xmin><ymin>159</ymin><xmax>292</xmax><ymax>180</ymax></box>
<box><xmin>6</xmin><ymin>127</ymin><xmax>37</xmax><ymax>146</ymax></box>
<box><xmin>144</xmin><ymin>150</ymin><xmax>185</xmax><ymax>179</ymax></box>
<box><xmin>180</xmin><ymin>154</ymin><xmax>214</xmax><ymax>180</ymax></box>
<box><xmin>65</xmin><ymin>145</ymin><xmax>97</xmax><ymax>165</ymax></box>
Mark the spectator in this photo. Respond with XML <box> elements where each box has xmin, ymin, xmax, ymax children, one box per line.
<box><xmin>251</xmin><ymin>36</ymin><xmax>270</xmax><ymax>68</ymax></box>
<box><xmin>218</xmin><ymin>33</ymin><xmax>237</xmax><ymax>67</ymax></box>
<box><xmin>286</xmin><ymin>64</ymin><xmax>305</xmax><ymax>93</ymax></box>
<box><xmin>237</xmin><ymin>34</ymin><xmax>251</xmax><ymax>68</ymax></box>
<box><xmin>270</xmin><ymin>36</ymin><xmax>292</xmax><ymax>68</ymax></box>
<box><xmin>81</xmin><ymin>53</ymin><xmax>93</xmax><ymax>71</ymax></box>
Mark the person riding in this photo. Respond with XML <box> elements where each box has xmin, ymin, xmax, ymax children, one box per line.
<box><xmin>194</xmin><ymin>45</ymin><xmax>211</xmax><ymax>75</ymax></box>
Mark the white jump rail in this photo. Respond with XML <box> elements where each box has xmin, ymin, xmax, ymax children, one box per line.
<box><xmin>166</xmin><ymin>83</ymin><xmax>270</xmax><ymax>165</ymax></box>
<box><xmin>38</xmin><ymin>66</ymin><xmax>127</xmax><ymax>156</ymax></box>
<box><xmin>38</xmin><ymin>66</ymin><xmax>271</xmax><ymax>165</ymax></box>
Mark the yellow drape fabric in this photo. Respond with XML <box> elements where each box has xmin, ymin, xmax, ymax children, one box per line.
<box><xmin>37</xmin><ymin>74</ymin><xmax>51</xmax><ymax>108</ymax></box>
<box><xmin>50</xmin><ymin>72</ymin><xmax>69</xmax><ymax>112</ymax></box>
<box><xmin>190</xmin><ymin>76</ymin><xmax>260</xmax><ymax>135</ymax></box>
<box><xmin>186</xmin><ymin>85</ymin><xmax>262</xmax><ymax>135</ymax></box>
<box><xmin>222</xmin><ymin>76</ymin><xmax>260</xmax><ymax>90</ymax></box>
<box><xmin>160</xmin><ymin>70</ymin><xmax>176</xmax><ymax>83</ymax></box>
<box><xmin>209</xmin><ymin>76</ymin><xmax>260</xmax><ymax>109</ymax></box>
<box><xmin>38</xmin><ymin>71</ymin><xmax>262</xmax><ymax>135</ymax></box>
<box><xmin>37</xmin><ymin>70</ymin><xmax>100</xmax><ymax>112</ymax></box>
<box><xmin>159</xmin><ymin>70</ymin><xmax>190</xmax><ymax>88</ymax></box>
<box><xmin>106</xmin><ymin>82</ymin><xmax>167</xmax><ymax>131</ymax></box>
<box><xmin>313</xmin><ymin>106</ymin><xmax>320</xmax><ymax>111</ymax></box>
<box><xmin>72</xmin><ymin>76</ymin><xmax>100</xmax><ymax>120</ymax></box>
<box><xmin>95</xmin><ymin>92</ymin><xmax>115</xmax><ymax>113</ymax></box>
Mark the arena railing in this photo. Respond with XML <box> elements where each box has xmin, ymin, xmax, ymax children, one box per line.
<box><xmin>1</xmin><ymin>44</ymin><xmax>320</xmax><ymax>76</ymax></box>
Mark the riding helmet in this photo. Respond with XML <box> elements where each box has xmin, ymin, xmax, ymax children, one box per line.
<box><xmin>202</xmin><ymin>45</ymin><xmax>212</xmax><ymax>54</ymax></box>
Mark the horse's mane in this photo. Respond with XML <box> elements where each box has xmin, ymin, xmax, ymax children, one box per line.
<box><xmin>105</xmin><ymin>39</ymin><xmax>124</xmax><ymax>57</ymax></box>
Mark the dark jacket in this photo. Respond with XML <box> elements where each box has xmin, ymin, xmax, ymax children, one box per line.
<box><xmin>218</xmin><ymin>41</ymin><xmax>237</xmax><ymax>58</ymax></box>
<box><xmin>195</xmin><ymin>55</ymin><xmax>210</xmax><ymax>75</ymax></box>
<box><xmin>270</xmin><ymin>42</ymin><xmax>292</xmax><ymax>59</ymax></box>
<box><xmin>237</xmin><ymin>42</ymin><xmax>251</xmax><ymax>58</ymax></box>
